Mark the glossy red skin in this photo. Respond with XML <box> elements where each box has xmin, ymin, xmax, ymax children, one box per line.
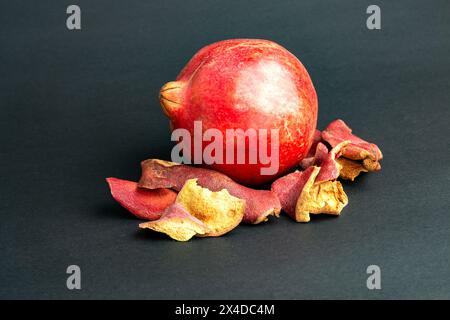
<box><xmin>163</xmin><ymin>39</ymin><xmax>318</xmax><ymax>185</ymax></box>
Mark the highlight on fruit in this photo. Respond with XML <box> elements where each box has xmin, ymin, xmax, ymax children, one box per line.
<box><xmin>105</xmin><ymin>39</ymin><xmax>383</xmax><ymax>241</ymax></box>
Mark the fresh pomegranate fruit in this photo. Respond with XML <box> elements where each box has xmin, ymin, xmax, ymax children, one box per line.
<box><xmin>159</xmin><ymin>39</ymin><xmax>318</xmax><ymax>185</ymax></box>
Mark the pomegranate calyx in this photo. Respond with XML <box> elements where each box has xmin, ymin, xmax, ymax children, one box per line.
<box><xmin>159</xmin><ymin>81</ymin><xmax>185</xmax><ymax>117</ymax></box>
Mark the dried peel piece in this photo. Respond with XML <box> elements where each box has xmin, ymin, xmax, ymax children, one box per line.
<box><xmin>322</xmin><ymin>119</ymin><xmax>383</xmax><ymax>171</ymax></box>
<box><xmin>176</xmin><ymin>179</ymin><xmax>245</xmax><ymax>236</ymax></box>
<box><xmin>304</xmin><ymin>129</ymin><xmax>323</xmax><ymax>159</ymax></box>
<box><xmin>336</xmin><ymin>158</ymin><xmax>368</xmax><ymax>181</ymax></box>
<box><xmin>299</xmin><ymin>141</ymin><xmax>350</xmax><ymax>183</ymax></box>
<box><xmin>106</xmin><ymin>177</ymin><xmax>177</xmax><ymax>220</ymax></box>
<box><xmin>362</xmin><ymin>158</ymin><xmax>381</xmax><ymax>171</ymax></box>
<box><xmin>315</xmin><ymin>141</ymin><xmax>349</xmax><ymax>182</ymax></box>
<box><xmin>138</xmin><ymin>159</ymin><xmax>281</xmax><ymax>224</ymax></box>
<box><xmin>295</xmin><ymin>180</ymin><xmax>348</xmax><ymax>222</ymax></box>
<box><xmin>271</xmin><ymin>167</ymin><xmax>317</xmax><ymax>219</ymax></box>
<box><xmin>139</xmin><ymin>203</ymin><xmax>210</xmax><ymax>241</ymax></box>
<box><xmin>300</xmin><ymin>141</ymin><xmax>328</xmax><ymax>169</ymax></box>
<box><xmin>294</xmin><ymin>167</ymin><xmax>348</xmax><ymax>222</ymax></box>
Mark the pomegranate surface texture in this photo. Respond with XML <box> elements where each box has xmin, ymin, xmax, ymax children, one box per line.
<box><xmin>159</xmin><ymin>39</ymin><xmax>318</xmax><ymax>185</ymax></box>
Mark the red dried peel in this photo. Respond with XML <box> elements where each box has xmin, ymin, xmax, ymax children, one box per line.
<box><xmin>138</xmin><ymin>159</ymin><xmax>281</xmax><ymax>224</ymax></box>
<box><xmin>316</xmin><ymin>141</ymin><xmax>350</xmax><ymax>182</ymax></box>
<box><xmin>300</xmin><ymin>142</ymin><xmax>328</xmax><ymax>169</ymax></box>
<box><xmin>270</xmin><ymin>166</ymin><xmax>317</xmax><ymax>219</ymax></box>
<box><xmin>305</xmin><ymin>129</ymin><xmax>323</xmax><ymax>158</ymax></box>
<box><xmin>271</xmin><ymin>166</ymin><xmax>348</xmax><ymax>222</ymax></box>
<box><xmin>299</xmin><ymin>141</ymin><xmax>349</xmax><ymax>182</ymax></box>
<box><xmin>322</xmin><ymin>119</ymin><xmax>383</xmax><ymax>170</ymax></box>
<box><xmin>300</xmin><ymin>129</ymin><xmax>323</xmax><ymax>167</ymax></box>
<box><xmin>106</xmin><ymin>177</ymin><xmax>177</xmax><ymax>220</ymax></box>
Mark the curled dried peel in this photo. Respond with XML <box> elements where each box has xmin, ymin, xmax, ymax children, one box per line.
<box><xmin>271</xmin><ymin>167</ymin><xmax>316</xmax><ymax>219</ymax></box>
<box><xmin>299</xmin><ymin>141</ymin><xmax>350</xmax><ymax>182</ymax></box>
<box><xmin>106</xmin><ymin>177</ymin><xmax>177</xmax><ymax>220</ymax></box>
<box><xmin>305</xmin><ymin>129</ymin><xmax>323</xmax><ymax>158</ymax></box>
<box><xmin>294</xmin><ymin>167</ymin><xmax>348</xmax><ymax>222</ymax></box>
<box><xmin>138</xmin><ymin>159</ymin><xmax>280</xmax><ymax>224</ymax></box>
<box><xmin>322</xmin><ymin>119</ymin><xmax>382</xmax><ymax>171</ymax></box>
<box><xmin>336</xmin><ymin>158</ymin><xmax>368</xmax><ymax>181</ymax></box>
<box><xmin>300</xmin><ymin>130</ymin><xmax>324</xmax><ymax>168</ymax></box>
<box><xmin>362</xmin><ymin>158</ymin><xmax>381</xmax><ymax>171</ymax></box>
<box><xmin>139</xmin><ymin>203</ymin><xmax>210</xmax><ymax>241</ymax></box>
<box><xmin>300</xmin><ymin>142</ymin><xmax>328</xmax><ymax>169</ymax></box>
<box><xmin>315</xmin><ymin>141</ymin><xmax>349</xmax><ymax>182</ymax></box>
<box><xmin>176</xmin><ymin>179</ymin><xmax>245</xmax><ymax>237</ymax></box>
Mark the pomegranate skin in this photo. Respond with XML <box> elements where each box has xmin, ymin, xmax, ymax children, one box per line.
<box><xmin>160</xmin><ymin>39</ymin><xmax>318</xmax><ymax>185</ymax></box>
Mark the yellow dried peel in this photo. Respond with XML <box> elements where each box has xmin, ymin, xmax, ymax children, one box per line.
<box><xmin>139</xmin><ymin>203</ymin><xmax>210</xmax><ymax>241</ymax></box>
<box><xmin>295</xmin><ymin>167</ymin><xmax>348</xmax><ymax>222</ymax></box>
<box><xmin>176</xmin><ymin>179</ymin><xmax>246</xmax><ymax>236</ymax></box>
<box><xmin>336</xmin><ymin>158</ymin><xmax>368</xmax><ymax>181</ymax></box>
<box><xmin>362</xmin><ymin>158</ymin><xmax>381</xmax><ymax>171</ymax></box>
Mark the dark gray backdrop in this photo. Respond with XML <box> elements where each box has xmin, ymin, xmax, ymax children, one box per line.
<box><xmin>1</xmin><ymin>0</ymin><xmax>449</xmax><ymax>299</ymax></box>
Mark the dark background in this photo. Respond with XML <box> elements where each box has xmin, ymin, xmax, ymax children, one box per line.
<box><xmin>1</xmin><ymin>0</ymin><xmax>449</xmax><ymax>299</ymax></box>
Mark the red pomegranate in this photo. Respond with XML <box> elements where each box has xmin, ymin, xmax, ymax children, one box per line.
<box><xmin>159</xmin><ymin>39</ymin><xmax>318</xmax><ymax>185</ymax></box>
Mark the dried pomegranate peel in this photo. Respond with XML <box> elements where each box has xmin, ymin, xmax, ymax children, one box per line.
<box><xmin>302</xmin><ymin>129</ymin><xmax>323</xmax><ymax>162</ymax></box>
<box><xmin>271</xmin><ymin>167</ymin><xmax>318</xmax><ymax>219</ymax></box>
<box><xmin>322</xmin><ymin>119</ymin><xmax>383</xmax><ymax>171</ymax></box>
<box><xmin>314</xmin><ymin>141</ymin><xmax>349</xmax><ymax>182</ymax></box>
<box><xmin>336</xmin><ymin>158</ymin><xmax>369</xmax><ymax>181</ymax></box>
<box><xmin>272</xmin><ymin>162</ymin><xmax>348</xmax><ymax>223</ymax></box>
<box><xmin>106</xmin><ymin>177</ymin><xmax>177</xmax><ymax>220</ymax></box>
<box><xmin>138</xmin><ymin>159</ymin><xmax>280</xmax><ymax>224</ymax></box>
<box><xmin>139</xmin><ymin>179</ymin><xmax>245</xmax><ymax>240</ymax></box>
<box><xmin>300</xmin><ymin>141</ymin><xmax>328</xmax><ymax>169</ymax></box>
<box><xmin>294</xmin><ymin>167</ymin><xmax>348</xmax><ymax>223</ymax></box>
<box><xmin>300</xmin><ymin>141</ymin><xmax>350</xmax><ymax>182</ymax></box>
<box><xmin>139</xmin><ymin>203</ymin><xmax>210</xmax><ymax>241</ymax></box>
<box><xmin>175</xmin><ymin>179</ymin><xmax>245</xmax><ymax>237</ymax></box>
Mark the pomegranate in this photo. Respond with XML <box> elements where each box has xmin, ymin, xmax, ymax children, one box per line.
<box><xmin>159</xmin><ymin>39</ymin><xmax>318</xmax><ymax>185</ymax></box>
